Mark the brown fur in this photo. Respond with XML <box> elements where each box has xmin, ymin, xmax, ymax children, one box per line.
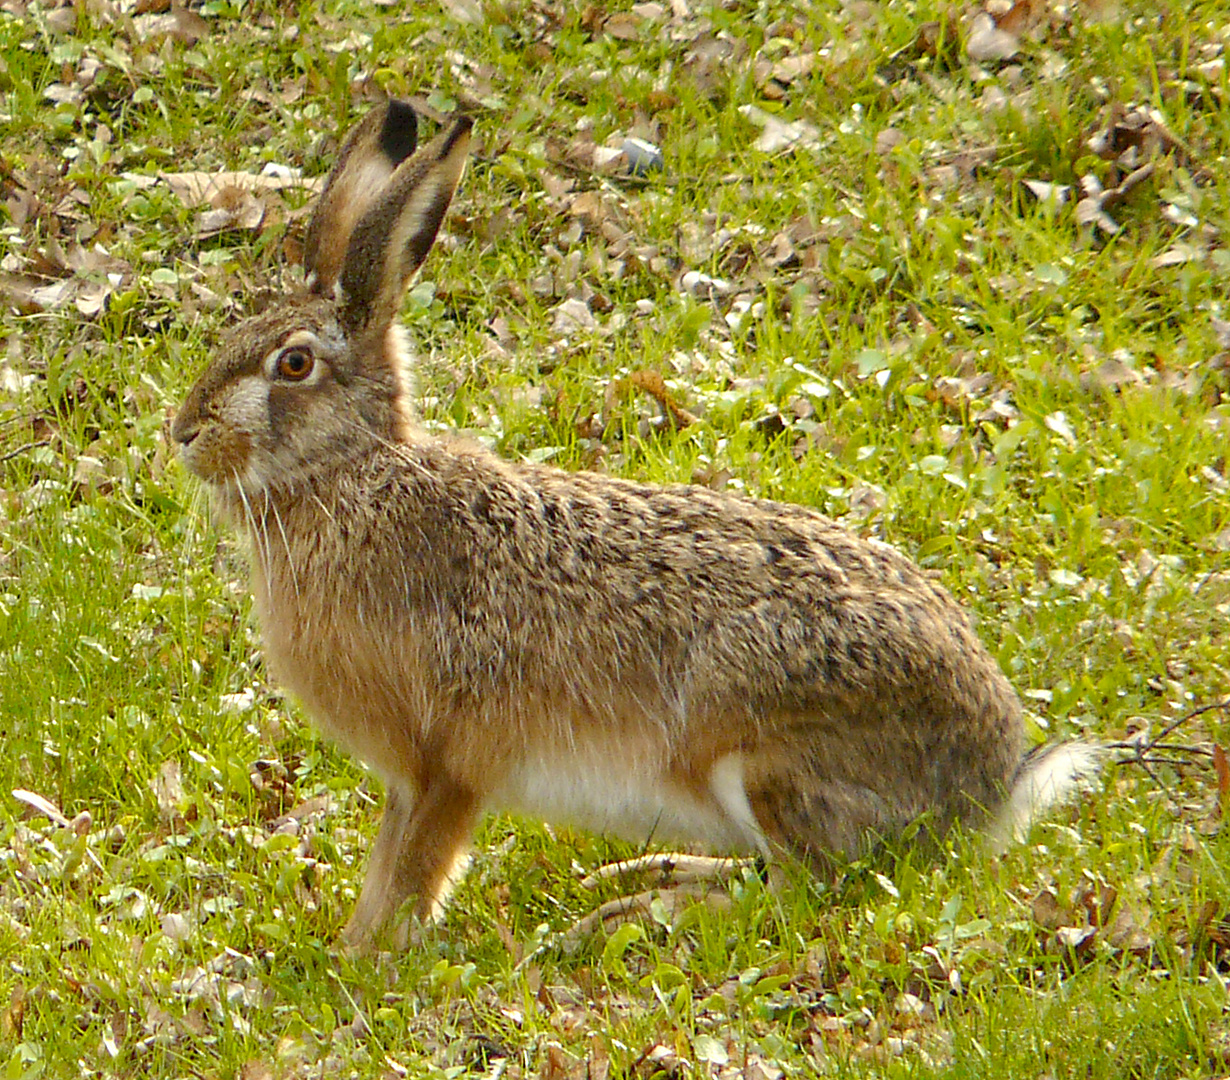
<box><xmin>172</xmin><ymin>102</ymin><xmax>1067</xmax><ymax>950</ymax></box>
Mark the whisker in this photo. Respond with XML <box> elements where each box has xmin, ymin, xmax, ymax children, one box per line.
<box><xmin>269</xmin><ymin>496</ymin><xmax>300</xmax><ymax>599</ymax></box>
<box><xmin>257</xmin><ymin>489</ymin><xmax>276</xmax><ymax>589</ymax></box>
<box><xmin>234</xmin><ymin>472</ymin><xmax>270</xmax><ymax>579</ymax></box>
<box><xmin>311</xmin><ymin>492</ymin><xmax>335</xmax><ymax>522</ymax></box>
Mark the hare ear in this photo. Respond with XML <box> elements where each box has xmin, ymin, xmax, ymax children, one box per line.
<box><xmin>303</xmin><ymin>99</ymin><xmax>421</xmax><ymax>294</ymax></box>
<box><xmin>335</xmin><ymin>115</ymin><xmax>472</xmax><ymax>337</ymax></box>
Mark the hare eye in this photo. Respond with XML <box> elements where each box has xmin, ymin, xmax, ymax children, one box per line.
<box><xmin>275</xmin><ymin>348</ymin><xmax>315</xmax><ymax>381</ymax></box>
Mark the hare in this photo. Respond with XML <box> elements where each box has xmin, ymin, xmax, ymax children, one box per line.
<box><xmin>172</xmin><ymin>100</ymin><xmax>1097</xmax><ymax>949</ymax></box>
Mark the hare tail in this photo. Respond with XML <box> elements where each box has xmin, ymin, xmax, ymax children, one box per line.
<box><xmin>988</xmin><ymin>741</ymin><xmax>1104</xmax><ymax>850</ymax></box>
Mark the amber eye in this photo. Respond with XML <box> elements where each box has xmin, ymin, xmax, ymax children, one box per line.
<box><xmin>275</xmin><ymin>348</ymin><xmax>315</xmax><ymax>382</ymax></box>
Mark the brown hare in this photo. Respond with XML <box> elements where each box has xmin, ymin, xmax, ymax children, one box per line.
<box><xmin>172</xmin><ymin>101</ymin><xmax>1098</xmax><ymax>949</ymax></box>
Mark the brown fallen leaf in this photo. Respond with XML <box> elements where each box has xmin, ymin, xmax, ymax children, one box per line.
<box><xmin>1031</xmin><ymin>886</ymin><xmax>1070</xmax><ymax>931</ymax></box>
<box><xmin>587</xmin><ymin>1035</ymin><xmax>611</xmax><ymax>1080</ymax></box>
<box><xmin>0</xmin><ymin>985</ymin><xmax>24</xmax><ymax>1043</ymax></box>
<box><xmin>993</xmin><ymin>0</ymin><xmax>1049</xmax><ymax>36</ymax></box>
<box><xmin>1074</xmin><ymin>878</ymin><xmax>1118</xmax><ymax>928</ymax></box>
<box><xmin>131</xmin><ymin>0</ymin><xmax>210</xmax><ymax>44</ymax></box>
<box><xmin>1214</xmin><ymin>743</ymin><xmax>1230</xmax><ymax>817</ymax></box>
<box><xmin>1104</xmin><ymin>902</ymin><xmax>1153</xmax><ymax>957</ymax></box>
<box><xmin>755</xmin><ymin>49</ymin><xmax>816</xmax><ymax>99</ymax></box>
<box><xmin>1088</xmin><ymin>103</ymin><xmax>1197</xmax><ymax>171</ymax></box>
<box><xmin>632</xmin><ymin>1044</ymin><xmax>685</xmax><ymax>1080</ymax></box>
<box><xmin>0</xmin><ymin>275</ymin><xmax>71</xmax><ymax>313</ymax></box>
<box><xmin>194</xmin><ymin>187</ymin><xmax>265</xmax><ymax>239</ymax></box>
<box><xmin>924</xmin><ymin>146</ymin><xmax>998</xmax><ymax>191</ymax></box>
<box><xmin>763</xmin><ymin>230</ymin><xmax>800</xmax><ymax>269</ymax></box>
<box><xmin>3</xmin><ymin>181</ymin><xmax>38</xmax><ymax>227</ymax></box>
<box><xmin>603</xmin><ymin>10</ymin><xmax>644</xmax><ymax>40</ymax></box>
<box><xmin>152</xmin><ymin>167</ymin><xmax>316</xmax><ymax>239</ymax></box>
<box><xmin>155</xmin><ymin>168</ymin><xmax>317</xmax><ymax>208</ymax></box>
<box><xmin>932</xmin><ymin>371</ymin><xmax>994</xmax><ymax>410</ymax></box>
<box><xmin>568</xmin><ymin>189</ymin><xmax>615</xmax><ymax>228</ymax></box>
<box><xmin>1080</xmin><ymin>355</ymin><xmax>1147</xmax><ymax>392</ymax></box>
<box><xmin>0</xmin><ymin>239</ymin><xmax>130</xmax><ymax>315</ymax></box>
<box><xmin>440</xmin><ymin>0</ymin><xmax>483</xmax><ymax>22</ymax></box>
<box><xmin>551</xmin><ymin>297</ymin><xmax>598</xmax><ymax>335</ymax></box>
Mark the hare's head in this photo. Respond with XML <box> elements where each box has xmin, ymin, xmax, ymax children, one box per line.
<box><xmin>171</xmin><ymin>101</ymin><xmax>471</xmax><ymax>499</ymax></box>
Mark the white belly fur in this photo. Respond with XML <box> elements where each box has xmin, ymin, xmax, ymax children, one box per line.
<box><xmin>492</xmin><ymin>750</ymin><xmax>765</xmax><ymax>854</ymax></box>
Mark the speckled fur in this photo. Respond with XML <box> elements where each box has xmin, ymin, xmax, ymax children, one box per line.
<box><xmin>172</xmin><ymin>102</ymin><xmax>1073</xmax><ymax>950</ymax></box>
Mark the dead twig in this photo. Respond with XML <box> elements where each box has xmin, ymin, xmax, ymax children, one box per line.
<box><xmin>1141</xmin><ymin>699</ymin><xmax>1230</xmax><ymax>756</ymax></box>
<box><xmin>580</xmin><ymin>853</ymin><xmax>751</xmax><ymax>889</ymax></box>
<box><xmin>0</xmin><ymin>439</ymin><xmax>51</xmax><ymax>463</ymax></box>
<box><xmin>1108</xmin><ymin>700</ymin><xmax>1230</xmax><ymax>816</ymax></box>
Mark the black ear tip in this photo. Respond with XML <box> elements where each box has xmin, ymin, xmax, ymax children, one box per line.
<box><xmin>441</xmin><ymin>114</ymin><xmax>474</xmax><ymax>153</ymax></box>
<box><xmin>379</xmin><ymin>100</ymin><xmax>419</xmax><ymax>166</ymax></box>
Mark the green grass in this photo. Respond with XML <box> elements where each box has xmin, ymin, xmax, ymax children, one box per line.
<box><xmin>3</xmin><ymin>0</ymin><xmax>1230</xmax><ymax>1076</ymax></box>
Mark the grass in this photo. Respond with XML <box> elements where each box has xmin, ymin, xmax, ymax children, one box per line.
<box><xmin>2</xmin><ymin>0</ymin><xmax>1230</xmax><ymax>1075</ymax></box>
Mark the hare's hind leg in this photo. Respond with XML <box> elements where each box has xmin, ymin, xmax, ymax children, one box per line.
<box><xmin>343</xmin><ymin>779</ymin><xmax>478</xmax><ymax>950</ymax></box>
<box><xmin>743</xmin><ymin>744</ymin><xmax>908</xmax><ymax>871</ymax></box>
<box><xmin>749</xmin><ymin>781</ymin><xmax>895</xmax><ymax>868</ymax></box>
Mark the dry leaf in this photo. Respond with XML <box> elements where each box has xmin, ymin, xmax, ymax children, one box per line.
<box><xmin>1031</xmin><ymin>887</ymin><xmax>1069</xmax><ymax>931</ymax></box>
<box><xmin>1053</xmin><ymin>924</ymin><xmax>1098</xmax><ymax>956</ymax></box>
<box><xmin>1104</xmin><ymin>903</ymin><xmax>1153</xmax><ymax>956</ymax></box>
<box><xmin>763</xmin><ymin>231</ymin><xmax>799</xmax><ymax>269</ymax></box>
<box><xmin>1080</xmin><ymin>356</ymin><xmax>1145</xmax><ymax>391</ymax></box>
<box><xmin>1214</xmin><ymin>744</ymin><xmax>1230</xmax><ymax>817</ymax></box>
<box><xmin>1088</xmin><ymin>104</ymin><xmax>1190</xmax><ymax>166</ymax></box>
<box><xmin>540</xmin><ymin>1042</ymin><xmax>582</xmax><ymax>1080</ymax></box>
<box><xmin>0</xmin><ymin>985</ymin><xmax>24</xmax><ymax>1043</ymax></box>
<box><xmin>965</xmin><ymin>13</ymin><xmax>1019</xmax><ymax>62</ymax></box>
<box><xmin>195</xmin><ymin>189</ymin><xmax>265</xmax><ymax>238</ymax></box>
<box><xmin>551</xmin><ymin>297</ymin><xmax>598</xmax><ymax>335</ymax></box>
<box><xmin>132</xmin><ymin>1</ymin><xmax>210</xmax><ymax>44</ymax></box>
<box><xmin>152</xmin><ymin>760</ymin><xmax>184</xmax><ymax>822</ymax></box>
<box><xmin>156</xmin><ymin>168</ymin><xmax>316</xmax><ymax>208</ymax></box>
<box><xmin>153</xmin><ymin>167</ymin><xmax>314</xmax><ymax>238</ymax></box>
<box><xmin>568</xmin><ymin>190</ymin><xmax>612</xmax><ymax>227</ymax></box>
<box><xmin>604</xmin><ymin>11</ymin><xmax>643</xmax><ymax>40</ymax></box>
<box><xmin>738</xmin><ymin>105</ymin><xmax>821</xmax><ymax>154</ymax></box>
<box><xmin>1074</xmin><ymin>161</ymin><xmax>1156</xmax><ymax>236</ymax></box>
<box><xmin>1022</xmin><ymin>179</ymin><xmax>1070</xmax><ymax>207</ymax></box>
<box><xmin>993</xmin><ymin>0</ymin><xmax>1049</xmax><ymax>35</ymax></box>
<box><xmin>1074</xmin><ymin>879</ymin><xmax>1118</xmax><ymax>927</ymax></box>
<box><xmin>1075</xmin><ymin>175</ymin><xmax>1117</xmax><ymax>235</ymax></box>
<box><xmin>440</xmin><ymin>0</ymin><xmax>483</xmax><ymax>23</ymax></box>
<box><xmin>12</xmin><ymin>788</ymin><xmax>70</xmax><ymax>827</ymax></box>
<box><xmin>587</xmin><ymin>1035</ymin><xmax>611</xmax><ymax>1080</ymax></box>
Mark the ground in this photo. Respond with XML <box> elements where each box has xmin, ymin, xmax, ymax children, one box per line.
<box><xmin>1</xmin><ymin>0</ymin><xmax>1230</xmax><ymax>1077</ymax></box>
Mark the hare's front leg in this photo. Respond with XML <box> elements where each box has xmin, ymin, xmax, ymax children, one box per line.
<box><xmin>342</xmin><ymin>779</ymin><xmax>478</xmax><ymax>950</ymax></box>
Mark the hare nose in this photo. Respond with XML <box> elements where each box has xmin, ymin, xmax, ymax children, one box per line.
<box><xmin>170</xmin><ymin>413</ymin><xmax>199</xmax><ymax>447</ymax></box>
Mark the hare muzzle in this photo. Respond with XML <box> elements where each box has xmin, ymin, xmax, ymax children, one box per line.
<box><xmin>172</xmin><ymin>376</ymin><xmax>272</xmax><ymax>489</ymax></box>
